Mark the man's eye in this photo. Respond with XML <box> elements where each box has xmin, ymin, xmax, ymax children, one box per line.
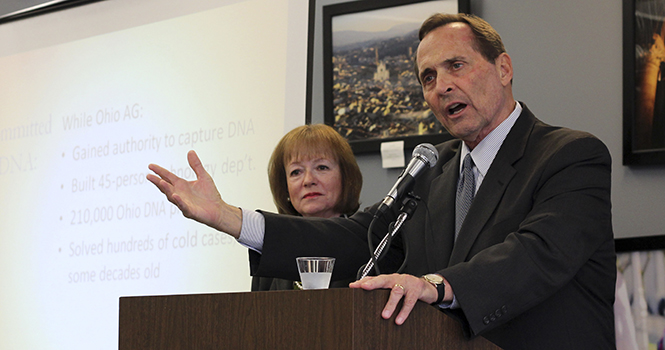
<box><xmin>452</xmin><ymin>62</ymin><xmax>463</xmax><ymax>70</ymax></box>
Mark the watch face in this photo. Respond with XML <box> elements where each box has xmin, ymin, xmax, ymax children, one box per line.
<box><xmin>425</xmin><ymin>274</ymin><xmax>444</xmax><ymax>285</ymax></box>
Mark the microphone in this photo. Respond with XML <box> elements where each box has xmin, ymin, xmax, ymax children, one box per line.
<box><xmin>376</xmin><ymin>143</ymin><xmax>438</xmax><ymax>216</ymax></box>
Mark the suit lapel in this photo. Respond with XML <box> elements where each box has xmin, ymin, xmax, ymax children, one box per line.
<box><xmin>449</xmin><ymin>105</ymin><xmax>536</xmax><ymax>264</ymax></box>
<box><xmin>425</xmin><ymin>148</ymin><xmax>460</xmax><ymax>271</ymax></box>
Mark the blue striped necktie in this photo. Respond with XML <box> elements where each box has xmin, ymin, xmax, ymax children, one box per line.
<box><xmin>455</xmin><ymin>154</ymin><xmax>476</xmax><ymax>241</ymax></box>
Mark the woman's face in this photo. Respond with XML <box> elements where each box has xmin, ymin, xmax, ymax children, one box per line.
<box><xmin>285</xmin><ymin>155</ymin><xmax>343</xmax><ymax>218</ymax></box>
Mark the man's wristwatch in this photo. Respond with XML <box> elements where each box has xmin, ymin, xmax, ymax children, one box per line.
<box><xmin>422</xmin><ymin>273</ymin><xmax>445</xmax><ymax>305</ymax></box>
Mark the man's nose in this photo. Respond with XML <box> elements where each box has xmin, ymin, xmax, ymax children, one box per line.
<box><xmin>436</xmin><ymin>74</ymin><xmax>454</xmax><ymax>94</ymax></box>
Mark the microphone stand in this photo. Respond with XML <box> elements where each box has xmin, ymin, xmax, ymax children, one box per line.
<box><xmin>359</xmin><ymin>194</ymin><xmax>419</xmax><ymax>279</ymax></box>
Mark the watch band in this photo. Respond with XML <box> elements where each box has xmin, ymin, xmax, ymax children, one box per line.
<box><xmin>422</xmin><ymin>274</ymin><xmax>445</xmax><ymax>305</ymax></box>
<box><xmin>434</xmin><ymin>282</ymin><xmax>445</xmax><ymax>304</ymax></box>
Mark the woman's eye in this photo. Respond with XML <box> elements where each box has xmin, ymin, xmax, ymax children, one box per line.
<box><xmin>289</xmin><ymin>169</ymin><xmax>301</xmax><ymax>176</ymax></box>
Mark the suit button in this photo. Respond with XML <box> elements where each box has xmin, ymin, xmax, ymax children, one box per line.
<box><xmin>501</xmin><ymin>305</ymin><xmax>507</xmax><ymax>313</ymax></box>
<box><xmin>483</xmin><ymin>316</ymin><xmax>490</xmax><ymax>325</ymax></box>
<box><xmin>495</xmin><ymin>309</ymin><xmax>503</xmax><ymax>317</ymax></box>
<box><xmin>490</xmin><ymin>314</ymin><xmax>496</xmax><ymax>322</ymax></box>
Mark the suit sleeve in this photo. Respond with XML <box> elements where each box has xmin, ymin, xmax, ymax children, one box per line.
<box><xmin>249</xmin><ymin>205</ymin><xmax>405</xmax><ymax>282</ymax></box>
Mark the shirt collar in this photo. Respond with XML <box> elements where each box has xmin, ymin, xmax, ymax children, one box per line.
<box><xmin>460</xmin><ymin>101</ymin><xmax>522</xmax><ymax>177</ymax></box>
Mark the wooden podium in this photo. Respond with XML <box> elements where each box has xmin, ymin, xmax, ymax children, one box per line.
<box><xmin>119</xmin><ymin>288</ymin><xmax>501</xmax><ymax>349</ymax></box>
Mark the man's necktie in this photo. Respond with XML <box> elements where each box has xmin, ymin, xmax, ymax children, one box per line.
<box><xmin>455</xmin><ymin>154</ymin><xmax>476</xmax><ymax>241</ymax></box>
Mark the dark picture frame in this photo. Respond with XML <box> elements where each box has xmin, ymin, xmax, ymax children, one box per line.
<box><xmin>623</xmin><ymin>0</ymin><xmax>665</xmax><ymax>165</ymax></box>
<box><xmin>615</xmin><ymin>235</ymin><xmax>665</xmax><ymax>347</ymax></box>
<box><xmin>323</xmin><ymin>0</ymin><xmax>470</xmax><ymax>154</ymax></box>
<box><xmin>0</xmin><ymin>0</ymin><xmax>104</xmax><ymax>25</ymax></box>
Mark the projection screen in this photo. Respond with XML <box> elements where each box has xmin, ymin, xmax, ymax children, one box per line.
<box><xmin>0</xmin><ymin>0</ymin><xmax>312</xmax><ymax>348</ymax></box>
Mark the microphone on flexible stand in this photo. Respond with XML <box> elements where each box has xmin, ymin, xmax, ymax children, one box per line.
<box><xmin>375</xmin><ymin>143</ymin><xmax>438</xmax><ymax>217</ymax></box>
<box><xmin>358</xmin><ymin>143</ymin><xmax>439</xmax><ymax>279</ymax></box>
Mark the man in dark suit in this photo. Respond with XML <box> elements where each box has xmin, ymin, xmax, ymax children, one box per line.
<box><xmin>148</xmin><ymin>13</ymin><xmax>615</xmax><ymax>349</ymax></box>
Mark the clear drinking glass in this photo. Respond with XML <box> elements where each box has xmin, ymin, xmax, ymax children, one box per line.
<box><xmin>296</xmin><ymin>257</ymin><xmax>335</xmax><ymax>290</ymax></box>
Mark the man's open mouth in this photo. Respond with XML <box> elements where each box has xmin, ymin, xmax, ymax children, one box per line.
<box><xmin>448</xmin><ymin>103</ymin><xmax>467</xmax><ymax>115</ymax></box>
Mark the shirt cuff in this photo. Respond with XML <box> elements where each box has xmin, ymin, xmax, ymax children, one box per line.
<box><xmin>437</xmin><ymin>293</ymin><xmax>459</xmax><ymax>309</ymax></box>
<box><xmin>236</xmin><ymin>208</ymin><xmax>265</xmax><ymax>253</ymax></box>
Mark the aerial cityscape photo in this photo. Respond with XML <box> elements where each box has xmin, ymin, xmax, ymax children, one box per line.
<box><xmin>330</xmin><ymin>19</ymin><xmax>447</xmax><ymax>142</ymax></box>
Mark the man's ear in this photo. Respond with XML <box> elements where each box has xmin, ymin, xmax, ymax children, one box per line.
<box><xmin>496</xmin><ymin>52</ymin><xmax>513</xmax><ymax>86</ymax></box>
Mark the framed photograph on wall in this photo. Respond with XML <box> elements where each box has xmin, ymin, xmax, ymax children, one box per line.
<box><xmin>615</xmin><ymin>235</ymin><xmax>665</xmax><ymax>348</ymax></box>
<box><xmin>623</xmin><ymin>0</ymin><xmax>665</xmax><ymax>165</ymax></box>
<box><xmin>0</xmin><ymin>0</ymin><xmax>104</xmax><ymax>24</ymax></box>
<box><xmin>323</xmin><ymin>0</ymin><xmax>470</xmax><ymax>154</ymax></box>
